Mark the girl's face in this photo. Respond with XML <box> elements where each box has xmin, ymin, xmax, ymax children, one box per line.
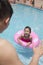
<box><xmin>24</xmin><ymin>28</ymin><xmax>30</xmax><ymax>38</ymax></box>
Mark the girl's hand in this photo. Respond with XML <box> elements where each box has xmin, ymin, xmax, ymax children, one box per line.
<box><xmin>26</xmin><ymin>42</ymin><xmax>31</xmax><ymax>47</ymax></box>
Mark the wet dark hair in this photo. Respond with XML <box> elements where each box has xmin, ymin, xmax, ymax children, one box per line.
<box><xmin>24</xmin><ymin>26</ymin><xmax>31</xmax><ymax>33</ymax></box>
<box><xmin>0</xmin><ymin>0</ymin><xmax>13</xmax><ymax>21</ymax></box>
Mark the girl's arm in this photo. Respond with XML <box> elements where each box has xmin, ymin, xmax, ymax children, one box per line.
<box><xmin>26</xmin><ymin>36</ymin><xmax>32</xmax><ymax>47</ymax></box>
<box><xmin>17</xmin><ymin>36</ymin><xmax>23</xmax><ymax>46</ymax></box>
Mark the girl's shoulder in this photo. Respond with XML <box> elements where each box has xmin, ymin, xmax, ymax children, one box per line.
<box><xmin>21</xmin><ymin>34</ymin><xmax>24</xmax><ymax>37</ymax></box>
<box><xmin>29</xmin><ymin>36</ymin><xmax>32</xmax><ymax>39</ymax></box>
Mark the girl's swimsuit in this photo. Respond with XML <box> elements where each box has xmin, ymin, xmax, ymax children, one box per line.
<box><xmin>21</xmin><ymin>37</ymin><xmax>32</xmax><ymax>43</ymax></box>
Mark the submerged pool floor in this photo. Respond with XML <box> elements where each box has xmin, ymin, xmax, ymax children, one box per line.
<box><xmin>0</xmin><ymin>4</ymin><xmax>43</xmax><ymax>65</ymax></box>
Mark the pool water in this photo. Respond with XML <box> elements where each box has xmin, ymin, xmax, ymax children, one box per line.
<box><xmin>0</xmin><ymin>4</ymin><xmax>43</xmax><ymax>65</ymax></box>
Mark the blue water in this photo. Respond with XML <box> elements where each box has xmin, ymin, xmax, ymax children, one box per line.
<box><xmin>0</xmin><ymin>4</ymin><xmax>43</xmax><ymax>65</ymax></box>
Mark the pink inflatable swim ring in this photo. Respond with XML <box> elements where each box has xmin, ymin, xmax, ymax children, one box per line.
<box><xmin>14</xmin><ymin>30</ymin><xmax>40</xmax><ymax>48</ymax></box>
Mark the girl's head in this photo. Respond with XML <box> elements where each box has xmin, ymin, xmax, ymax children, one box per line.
<box><xmin>24</xmin><ymin>26</ymin><xmax>31</xmax><ymax>38</ymax></box>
